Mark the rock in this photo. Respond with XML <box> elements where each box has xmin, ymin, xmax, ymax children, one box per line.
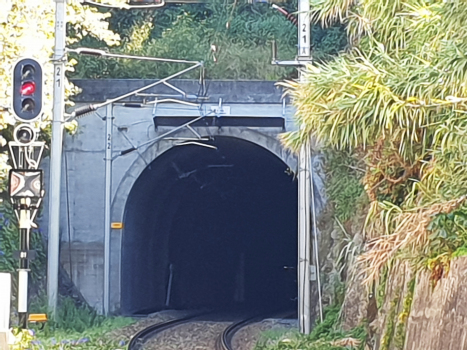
<box><xmin>404</xmin><ymin>257</ymin><xmax>467</xmax><ymax>350</ymax></box>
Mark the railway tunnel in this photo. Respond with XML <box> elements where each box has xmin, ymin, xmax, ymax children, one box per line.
<box><xmin>121</xmin><ymin>136</ymin><xmax>298</xmax><ymax>315</ymax></box>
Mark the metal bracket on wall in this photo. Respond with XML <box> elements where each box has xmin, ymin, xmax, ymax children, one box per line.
<box><xmin>270</xmin><ymin>41</ymin><xmax>313</xmax><ymax>67</ymax></box>
<box><xmin>310</xmin><ymin>265</ymin><xmax>317</xmax><ymax>281</ymax></box>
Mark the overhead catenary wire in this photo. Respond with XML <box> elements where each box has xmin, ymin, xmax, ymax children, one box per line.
<box><xmin>119</xmin><ymin>109</ymin><xmax>216</xmax><ymax>156</ymax></box>
<box><xmin>64</xmin><ymin>150</ymin><xmax>73</xmax><ymax>284</ymax></box>
<box><xmin>67</xmin><ymin>48</ymin><xmax>200</xmax><ymax>65</ymax></box>
<box><xmin>68</xmin><ymin>62</ymin><xmax>203</xmax><ymax>120</ymax></box>
<box><xmin>271</xmin><ymin>4</ymin><xmax>298</xmax><ymax>27</ymax></box>
<box><xmin>81</xmin><ymin>0</ymin><xmax>166</xmax><ymax>9</ymax></box>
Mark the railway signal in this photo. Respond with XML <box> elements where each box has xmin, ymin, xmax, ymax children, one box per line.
<box><xmin>7</xmin><ymin>122</ymin><xmax>45</xmax><ymax>329</ymax></box>
<box><xmin>9</xmin><ymin>169</ymin><xmax>42</xmax><ymax>199</ymax></box>
<box><xmin>13</xmin><ymin>123</ymin><xmax>37</xmax><ymax>145</ymax></box>
<box><xmin>12</xmin><ymin>58</ymin><xmax>43</xmax><ymax>122</ymax></box>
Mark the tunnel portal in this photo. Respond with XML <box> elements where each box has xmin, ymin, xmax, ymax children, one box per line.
<box><xmin>121</xmin><ymin>136</ymin><xmax>298</xmax><ymax>314</ymax></box>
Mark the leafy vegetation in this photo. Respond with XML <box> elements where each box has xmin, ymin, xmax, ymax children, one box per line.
<box><xmin>29</xmin><ymin>297</ymin><xmax>105</xmax><ymax>334</ymax></box>
<box><xmin>10</xmin><ymin>315</ymin><xmax>133</xmax><ymax>350</ymax></box>
<box><xmin>281</xmin><ymin>0</ymin><xmax>467</xmax><ymax>282</ymax></box>
<box><xmin>380</xmin><ymin>287</ymin><xmax>400</xmax><ymax>350</ymax></box>
<box><xmin>5</xmin><ymin>293</ymin><xmax>134</xmax><ymax>349</ymax></box>
<box><xmin>393</xmin><ymin>277</ymin><xmax>415</xmax><ymax>350</ymax></box>
<box><xmin>0</xmin><ymin>0</ymin><xmax>125</xmax><ymax>336</ymax></box>
<box><xmin>255</xmin><ymin>305</ymin><xmax>367</xmax><ymax>350</ymax></box>
<box><xmin>0</xmin><ymin>201</ymin><xmax>46</xmax><ymax>294</ymax></box>
<box><xmin>325</xmin><ymin>150</ymin><xmax>366</xmax><ymax>223</ymax></box>
<box><xmin>0</xmin><ymin>0</ymin><xmax>124</xmax><ymax>195</ymax></box>
<box><xmin>69</xmin><ymin>0</ymin><xmax>347</xmax><ymax>80</ymax></box>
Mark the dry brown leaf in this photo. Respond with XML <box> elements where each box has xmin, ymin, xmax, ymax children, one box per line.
<box><xmin>359</xmin><ymin>195</ymin><xmax>467</xmax><ymax>283</ymax></box>
<box><xmin>331</xmin><ymin>337</ymin><xmax>362</xmax><ymax>347</ymax></box>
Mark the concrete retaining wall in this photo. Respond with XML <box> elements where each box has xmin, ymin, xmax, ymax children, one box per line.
<box><xmin>41</xmin><ymin>79</ymin><xmax>300</xmax><ymax>313</ymax></box>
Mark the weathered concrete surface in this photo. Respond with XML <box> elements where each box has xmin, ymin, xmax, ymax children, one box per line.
<box><xmin>340</xmin><ymin>262</ymin><xmax>369</xmax><ymax>330</ymax></box>
<box><xmin>340</xmin><ymin>256</ymin><xmax>467</xmax><ymax>350</ymax></box>
<box><xmin>60</xmin><ymin>242</ymin><xmax>104</xmax><ymax>311</ymax></box>
<box><xmin>405</xmin><ymin>257</ymin><xmax>467</xmax><ymax>350</ymax></box>
<box><xmin>40</xmin><ymin>79</ymin><xmax>302</xmax><ymax>313</ymax></box>
<box><xmin>72</xmin><ymin>79</ymin><xmax>287</xmax><ymax>104</ymax></box>
<box><xmin>337</xmin><ymin>209</ymin><xmax>367</xmax><ymax>330</ymax></box>
<box><xmin>376</xmin><ymin>261</ymin><xmax>414</xmax><ymax>350</ymax></box>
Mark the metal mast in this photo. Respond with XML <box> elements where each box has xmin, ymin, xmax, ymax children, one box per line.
<box><xmin>297</xmin><ymin>0</ymin><xmax>312</xmax><ymax>334</ymax></box>
<box><xmin>47</xmin><ymin>0</ymin><xmax>66</xmax><ymax>317</ymax></box>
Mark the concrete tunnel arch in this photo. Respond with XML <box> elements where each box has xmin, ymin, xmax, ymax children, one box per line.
<box><xmin>115</xmin><ymin>131</ymin><xmax>298</xmax><ymax>314</ymax></box>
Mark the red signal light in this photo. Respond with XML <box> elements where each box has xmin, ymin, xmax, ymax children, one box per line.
<box><xmin>20</xmin><ymin>82</ymin><xmax>36</xmax><ymax>96</ymax></box>
<box><xmin>12</xmin><ymin>58</ymin><xmax>43</xmax><ymax>122</ymax></box>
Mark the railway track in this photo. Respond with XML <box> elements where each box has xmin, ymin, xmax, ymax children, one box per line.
<box><xmin>215</xmin><ymin>313</ymin><xmax>266</xmax><ymax>350</ymax></box>
<box><xmin>127</xmin><ymin>312</ymin><xmax>206</xmax><ymax>350</ymax></box>
<box><xmin>127</xmin><ymin>310</ymin><xmax>294</xmax><ymax>350</ymax></box>
<box><xmin>216</xmin><ymin>310</ymin><xmax>296</xmax><ymax>350</ymax></box>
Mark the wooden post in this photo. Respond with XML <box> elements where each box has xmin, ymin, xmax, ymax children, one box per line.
<box><xmin>0</xmin><ymin>332</ymin><xmax>8</xmax><ymax>350</ymax></box>
<box><xmin>0</xmin><ymin>273</ymin><xmax>11</xmax><ymax>350</ymax></box>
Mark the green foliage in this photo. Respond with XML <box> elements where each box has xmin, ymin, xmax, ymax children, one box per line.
<box><xmin>376</xmin><ymin>266</ymin><xmax>389</xmax><ymax>309</ymax></box>
<box><xmin>70</xmin><ymin>0</ymin><xmax>347</xmax><ymax>80</ymax></box>
<box><xmin>0</xmin><ymin>201</ymin><xmax>98</xmax><ymax>333</ymax></box>
<box><xmin>325</xmin><ymin>150</ymin><xmax>366</xmax><ymax>223</ymax></box>
<box><xmin>11</xmin><ymin>315</ymin><xmax>133</xmax><ymax>350</ymax></box>
<box><xmin>452</xmin><ymin>246</ymin><xmax>467</xmax><ymax>258</ymax></box>
<box><xmin>281</xmin><ymin>0</ymin><xmax>467</xmax><ymax>193</ymax></box>
<box><xmin>10</xmin><ymin>328</ymin><xmax>37</xmax><ymax>350</ymax></box>
<box><xmin>426</xmin><ymin>205</ymin><xmax>467</xmax><ymax>258</ymax></box>
<box><xmin>281</xmin><ymin>0</ymin><xmax>467</xmax><ymax>282</ymax></box>
<box><xmin>0</xmin><ymin>201</ymin><xmax>46</xmax><ymax>292</ymax></box>
<box><xmin>0</xmin><ymin>0</ymin><xmax>122</xmax><ymax>194</ymax></box>
<box><xmin>29</xmin><ymin>296</ymin><xmax>105</xmax><ymax>334</ymax></box>
<box><xmin>51</xmin><ymin>298</ymin><xmax>104</xmax><ymax>333</ymax></box>
<box><xmin>380</xmin><ymin>277</ymin><xmax>415</xmax><ymax>350</ymax></box>
<box><xmin>394</xmin><ymin>277</ymin><xmax>415</xmax><ymax>350</ymax></box>
<box><xmin>0</xmin><ymin>202</ymin><xmax>18</xmax><ymax>274</ymax></box>
<box><xmin>312</xmin><ymin>25</ymin><xmax>347</xmax><ymax>62</ymax></box>
<box><xmin>255</xmin><ymin>305</ymin><xmax>367</xmax><ymax>350</ymax></box>
<box><xmin>380</xmin><ymin>288</ymin><xmax>400</xmax><ymax>350</ymax></box>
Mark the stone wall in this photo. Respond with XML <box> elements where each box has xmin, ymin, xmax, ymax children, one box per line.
<box><xmin>405</xmin><ymin>257</ymin><xmax>467</xmax><ymax>350</ymax></box>
<box><xmin>340</xmin><ymin>256</ymin><xmax>467</xmax><ymax>350</ymax></box>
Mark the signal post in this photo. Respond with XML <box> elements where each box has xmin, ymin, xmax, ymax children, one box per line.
<box><xmin>8</xmin><ymin>58</ymin><xmax>46</xmax><ymax>329</ymax></box>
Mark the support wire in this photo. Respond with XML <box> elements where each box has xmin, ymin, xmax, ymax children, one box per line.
<box><xmin>309</xmin><ymin>147</ymin><xmax>323</xmax><ymax>322</ymax></box>
<box><xmin>64</xmin><ymin>151</ymin><xmax>74</xmax><ymax>283</ymax></box>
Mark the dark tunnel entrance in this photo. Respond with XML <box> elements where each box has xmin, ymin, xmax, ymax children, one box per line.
<box><xmin>121</xmin><ymin>136</ymin><xmax>298</xmax><ymax>314</ymax></box>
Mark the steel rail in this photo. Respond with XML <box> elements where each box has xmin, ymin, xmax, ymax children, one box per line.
<box><xmin>217</xmin><ymin>315</ymin><xmax>259</xmax><ymax>350</ymax></box>
<box><xmin>127</xmin><ymin>313</ymin><xmax>206</xmax><ymax>350</ymax></box>
<box><xmin>217</xmin><ymin>310</ymin><xmax>296</xmax><ymax>350</ymax></box>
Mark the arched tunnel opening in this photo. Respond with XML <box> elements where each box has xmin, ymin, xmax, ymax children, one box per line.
<box><xmin>121</xmin><ymin>136</ymin><xmax>298</xmax><ymax>315</ymax></box>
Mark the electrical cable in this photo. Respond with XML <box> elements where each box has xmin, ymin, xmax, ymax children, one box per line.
<box><xmin>81</xmin><ymin>0</ymin><xmax>166</xmax><ymax>9</ymax></box>
<box><xmin>64</xmin><ymin>150</ymin><xmax>74</xmax><ymax>284</ymax></box>
<box><xmin>271</xmin><ymin>4</ymin><xmax>298</xmax><ymax>26</ymax></box>
<box><xmin>24</xmin><ymin>151</ymin><xmax>38</xmax><ymax>169</ymax></box>
<box><xmin>68</xmin><ymin>48</ymin><xmax>199</xmax><ymax>64</ymax></box>
<box><xmin>309</xmin><ymin>148</ymin><xmax>323</xmax><ymax>322</ymax></box>
<box><xmin>116</xmin><ymin>109</ymin><xmax>215</xmax><ymax>158</ymax></box>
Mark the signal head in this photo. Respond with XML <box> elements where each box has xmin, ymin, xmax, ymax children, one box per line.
<box><xmin>12</xmin><ymin>58</ymin><xmax>43</xmax><ymax>122</ymax></box>
<box><xmin>13</xmin><ymin>124</ymin><xmax>37</xmax><ymax>146</ymax></box>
